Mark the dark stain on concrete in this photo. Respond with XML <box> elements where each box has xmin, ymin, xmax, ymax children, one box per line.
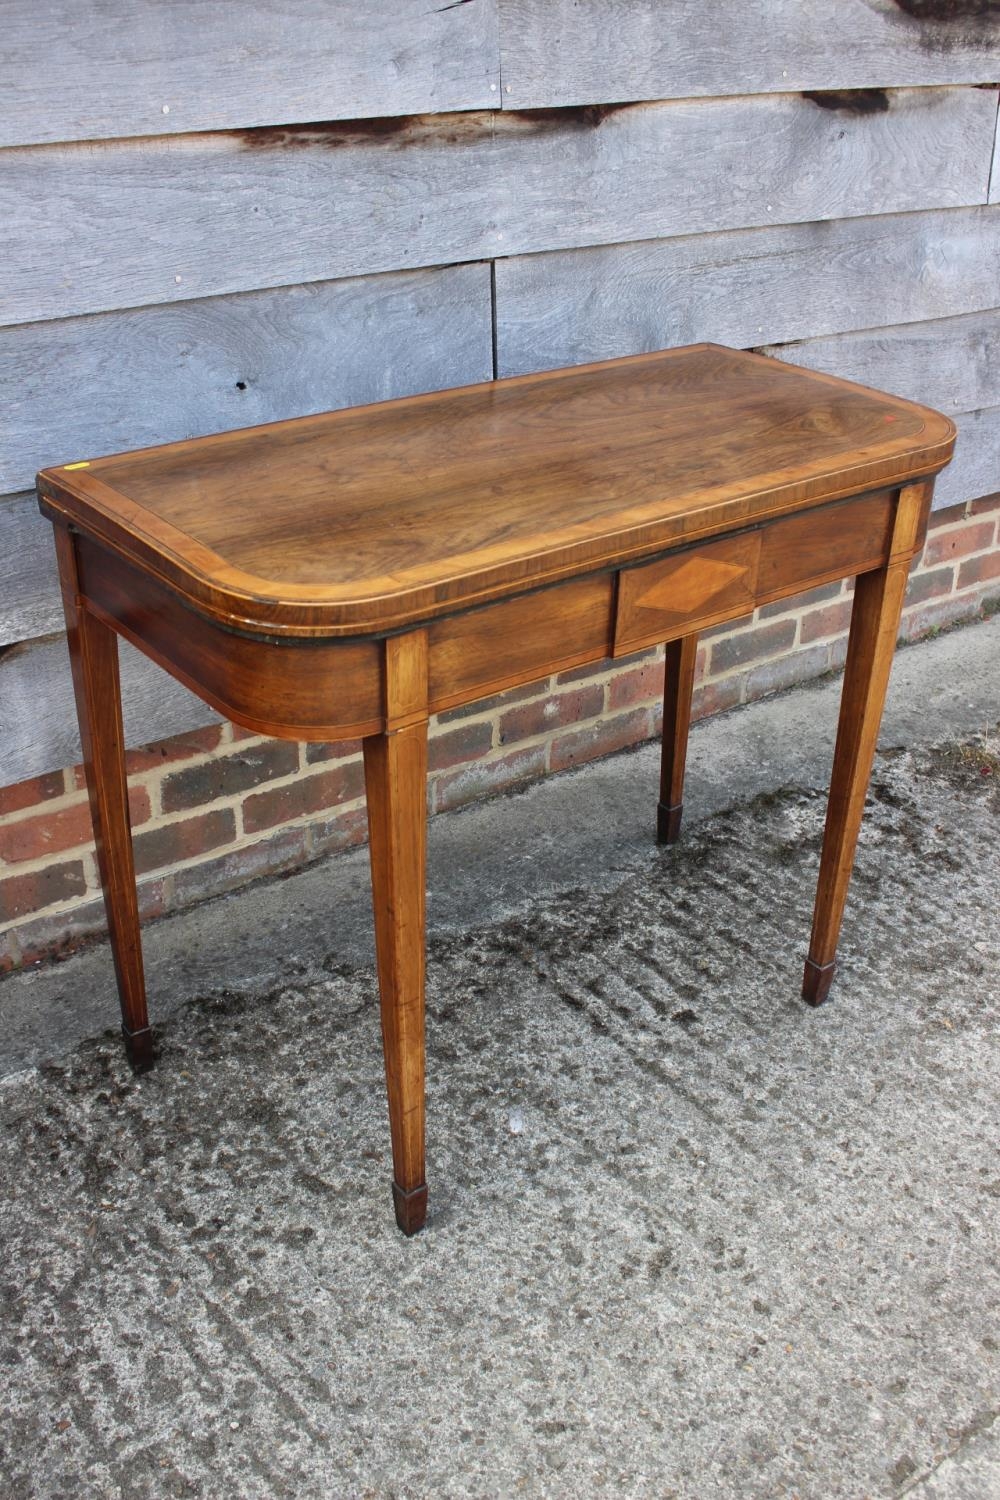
<box><xmin>671</xmin><ymin>1008</ymin><xmax>699</xmax><ymax>1027</ymax></box>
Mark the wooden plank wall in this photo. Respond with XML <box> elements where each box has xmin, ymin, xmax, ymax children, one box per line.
<box><xmin>2</xmin><ymin>1</ymin><xmax>999</xmax><ymax>786</ymax></box>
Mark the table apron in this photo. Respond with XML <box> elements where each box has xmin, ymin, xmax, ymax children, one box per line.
<box><xmin>70</xmin><ymin>483</ymin><xmax>920</xmax><ymax>742</ymax></box>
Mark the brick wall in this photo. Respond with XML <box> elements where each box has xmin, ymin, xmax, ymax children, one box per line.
<box><xmin>1</xmin><ymin>493</ymin><xmax>997</xmax><ymax>975</ymax></box>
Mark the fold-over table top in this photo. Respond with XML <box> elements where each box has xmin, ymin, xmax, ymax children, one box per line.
<box><xmin>38</xmin><ymin>344</ymin><xmax>955</xmax><ymax>638</ymax></box>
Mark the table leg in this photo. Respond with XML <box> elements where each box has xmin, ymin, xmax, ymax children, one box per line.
<box><xmin>363</xmin><ymin>721</ymin><xmax>428</xmax><ymax>1234</ymax></box>
<box><xmin>803</xmin><ymin>559</ymin><xmax>910</xmax><ymax>1005</ymax></box>
<box><xmin>54</xmin><ymin>528</ymin><xmax>153</xmax><ymax>1069</ymax></box>
<box><xmin>657</xmin><ymin>634</ymin><xmax>699</xmax><ymax>844</ymax></box>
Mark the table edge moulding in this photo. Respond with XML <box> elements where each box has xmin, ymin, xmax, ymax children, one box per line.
<box><xmin>36</xmin><ymin>343</ymin><xmax>956</xmax><ymax>1235</ymax></box>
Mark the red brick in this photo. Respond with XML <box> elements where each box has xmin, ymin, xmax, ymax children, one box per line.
<box><xmin>0</xmin><ymin>802</ymin><xmax>92</xmax><ymax>864</ymax></box>
<box><xmin>304</xmin><ymin>738</ymin><xmax>362</xmax><ymax>766</ymax></box>
<box><xmin>607</xmin><ymin>659</ymin><xmax>665</xmax><ymax>712</ymax></box>
<box><xmin>957</xmin><ymin>548</ymin><xmax>1000</xmax><ymax>590</ymax></box>
<box><xmin>438</xmin><ymin>679</ymin><xmax>546</xmax><ymax>724</ymax></box>
<box><xmin>0</xmin><ymin>860</ymin><xmax>88</xmax><ymax>922</ymax></box>
<box><xmin>550</xmin><ymin>707</ymin><xmax>652</xmax><ymax>773</ymax></box>
<box><xmin>242</xmin><ymin>760</ymin><xmax>364</xmax><ymax>834</ymax></box>
<box><xmin>0</xmin><ymin>770</ymin><xmax>66</xmax><ymax>817</ymax></box>
<box><xmin>433</xmin><ymin>745</ymin><xmax>548</xmax><ymax>814</ymax></box>
<box><xmin>132</xmin><ymin>808</ymin><xmax>237</xmax><ymax>877</ymax></box>
<box><xmin>927</xmin><ymin>500</ymin><xmax>968</xmax><ymax>530</ymax></box>
<box><xmin>744</xmin><ymin>642</ymin><xmax>831</xmax><ymax>702</ymax></box>
<box><xmin>123</xmin><ymin>723</ymin><xmax>225</xmax><ymax>775</ymax></box>
<box><xmin>701</xmin><ymin>613</ymin><xmax>748</xmax><ymax>641</ymax></box>
<box><xmin>904</xmin><ymin>565</ymin><xmax>955</xmax><ymax>608</ymax></box>
<box><xmin>11</xmin><ymin>903</ymin><xmax>105</xmax><ymax>966</ymax></box>
<box><xmin>0</xmin><ymin>785</ymin><xmax>149</xmax><ymax>864</ymax></box>
<box><xmin>921</xmin><ymin>520</ymin><xmax>996</xmax><ymax>568</ymax></box>
<box><xmin>498</xmin><ymin>684</ymin><xmax>604</xmax><ymax>744</ymax></box>
<box><xmin>161</xmin><ymin>741</ymin><xmax>299</xmax><ymax>812</ymax></box>
<box><xmin>691</xmin><ymin>673</ymin><xmax>744</xmax><ymax>723</ymax></box>
<box><xmin>758</xmin><ymin>581</ymin><xmax>841</xmax><ymax>621</ymax></box>
<box><xmin>10</xmin><ymin>899</ymin><xmax>107</xmax><ymax>965</ymax></box>
<box><xmin>12</xmin><ymin>878</ymin><xmax>167</xmax><ymax>967</ymax></box>
<box><xmin>709</xmin><ymin>619</ymin><xmax>796</xmax><ymax>675</ymax></box>
<box><xmin>555</xmin><ymin>655</ymin><xmax>617</xmax><ymax>686</ymax></box>
<box><xmin>900</xmin><ymin>594</ymin><xmax>987</xmax><ymax>642</ymax></box>
<box><xmin>555</xmin><ymin>648</ymin><xmax>654</xmax><ymax>690</ymax></box>
<box><xmin>169</xmin><ymin>827</ymin><xmax>310</xmax><ymax>910</ymax></box>
<box><xmin>969</xmin><ymin>492</ymin><xmax>1000</xmax><ymax>517</ymax></box>
<box><xmin>129</xmin><ymin>786</ymin><xmax>152</xmax><ymax>828</ymax></box>
<box><xmin>799</xmin><ymin>599</ymin><xmax>853</xmax><ymax>645</ymax></box>
<box><xmin>428</xmin><ymin>719</ymin><xmax>493</xmax><ymax>773</ymax></box>
<box><xmin>307</xmin><ymin>804</ymin><xmax>370</xmax><ymax>859</ymax></box>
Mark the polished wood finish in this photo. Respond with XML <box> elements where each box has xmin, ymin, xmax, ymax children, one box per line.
<box><xmin>54</xmin><ymin>528</ymin><xmax>153</xmax><ymax>1069</ymax></box>
<box><xmin>617</xmin><ymin>534</ymin><xmax>759</xmax><ymax>657</ymax></box>
<box><xmin>37</xmin><ymin>346</ymin><xmax>954</xmax><ymax>1231</ymax></box>
<box><xmin>76</xmin><ymin>534</ymin><xmax>383</xmax><ymax>740</ymax></box>
<box><xmin>37</xmin><ymin>346</ymin><xmax>953</xmax><ymax>638</ymax></box>
<box><xmin>658</xmin><ymin>635</ymin><xmax>699</xmax><ymax>845</ymax></box>
<box><xmin>427</xmin><ymin>572</ymin><xmax>614</xmax><ymax>712</ymax></box>
<box><xmin>364</xmin><ymin>630</ymin><xmax>429</xmax><ymax>1233</ymax></box>
<box><xmin>802</xmin><ymin>481</ymin><xmax>930</xmax><ymax>1005</ymax></box>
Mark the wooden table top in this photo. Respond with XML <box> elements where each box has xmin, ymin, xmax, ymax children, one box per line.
<box><xmin>38</xmin><ymin>344</ymin><xmax>954</xmax><ymax>638</ymax></box>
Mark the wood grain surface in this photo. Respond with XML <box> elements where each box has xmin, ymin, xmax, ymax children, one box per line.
<box><xmin>37</xmin><ymin>347</ymin><xmax>955</xmax><ymax>639</ymax></box>
<box><xmin>0</xmin><ymin>493</ymin><xmax>58</xmax><ymax>646</ymax></box>
<box><xmin>498</xmin><ymin>0</ymin><xmax>1000</xmax><ymax>110</ymax></box>
<box><xmin>4</xmin><ymin>89</ymin><xmax>993</xmax><ymax>327</ymax></box>
<box><xmin>495</xmin><ymin>206</ymin><xmax>1000</xmax><ymax>378</ymax></box>
<box><xmin>0</xmin><ymin>0</ymin><xmax>500</xmax><ymax>147</ymax></box>
<box><xmin>758</xmin><ymin>309</ymin><xmax>1000</xmax><ymax>419</ymax></box>
<box><xmin>9</xmin><ymin>1</ymin><xmax>996</xmax><ymax>150</ymax></box>
<box><xmin>55</xmin><ymin>529</ymin><xmax>152</xmax><ymax>1065</ymax></box>
<box><xmin>657</xmin><ymin>635</ymin><xmax>699</xmax><ymax>844</ymax></box>
<box><xmin>76</xmin><ymin>540</ymin><xmax>384</xmax><ymax>742</ymax></box>
<box><xmin>1</xmin><ymin>263</ymin><xmax>492</xmax><ymax>495</ymax></box>
<box><xmin>935</xmin><ymin>405</ymin><xmax>1000</xmax><ymax>510</ymax></box>
<box><xmin>9</xmin><ymin>402</ymin><xmax>979</xmax><ymax>780</ymax></box>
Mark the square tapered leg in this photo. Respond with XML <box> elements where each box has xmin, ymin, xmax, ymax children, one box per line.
<box><xmin>55</xmin><ymin>527</ymin><xmax>153</xmax><ymax>1069</ymax></box>
<box><xmin>658</xmin><ymin>634</ymin><xmax>698</xmax><ymax>844</ymax></box>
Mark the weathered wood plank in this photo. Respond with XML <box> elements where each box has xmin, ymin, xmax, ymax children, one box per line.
<box><xmin>933</xmin><ymin>405</ymin><xmax>1000</xmax><ymax>511</ymax></box>
<box><xmin>0</xmin><ymin>493</ymin><xmax>55</xmax><ymax>647</ymax></box>
<box><xmin>0</xmin><ymin>0</ymin><xmax>500</xmax><ymax>148</ymax></box>
<box><xmin>499</xmin><ymin>0</ymin><xmax>1000</xmax><ymax>110</ymax></box>
<box><xmin>495</xmin><ymin>205</ymin><xmax>1000</xmax><ymax>377</ymax></box>
<box><xmin>0</xmin><ymin>633</ymin><xmax>222</xmax><ymax>788</ymax></box>
<box><xmin>758</xmin><ymin>309</ymin><xmax>1000</xmax><ymax>419</ymax></box>
<box><xmin>2</xmin><ymin>88</ymin><xmax>994</xmax><ymax>327</ymax></box>
<box><xmin>991</xmin><ymin>102</ymin><xmax>1000</xmax><ymax>203</ymax></box>
<box><xmin>0</xmin><ymin>261</ymin><xmax>493</xmax><ymax>497</ymax></box>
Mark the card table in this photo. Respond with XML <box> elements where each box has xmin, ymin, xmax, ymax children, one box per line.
<box><xmin>37</xmin><ymin>344</ymin><xmax>955</xmax><ymax>1233</ymax></box>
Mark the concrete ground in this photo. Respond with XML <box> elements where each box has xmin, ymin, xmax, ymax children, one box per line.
<box><xmin>0</xmin><ymin>615</ymin><xmax>997</xmax><ymax>1498</ymax></box>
